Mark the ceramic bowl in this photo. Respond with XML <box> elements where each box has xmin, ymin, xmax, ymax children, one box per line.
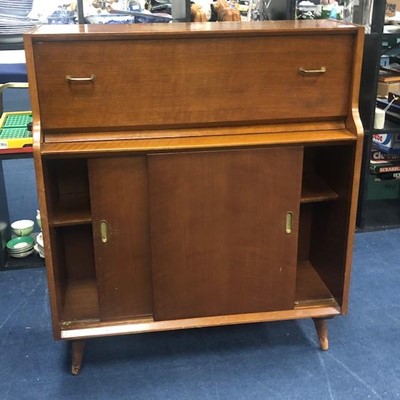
<box><xmin>36</xmin><ymin>232</ymin><xmax>44</xmax><ymax>248</ymax></box>
<box><xmin>7</xmin><ymin>236</ymin><xmax>34</xmax><ymax>248</ymax></box>
<box><xmin>86</xmin><ymin>14</ymin><xmax>135</xmax><ymax>24</ymax></box>
<box><xmin>130</xmin><ymin>11</ymin><xmax>172</xmax><ymax>23</ymax></box>
<box><xmin>10</xmin><ymin>220</ymin><xmax>34</xmax><ymax>237</ymax></box>
<box><xmin>7</xmin><ymin>236</ymin><xmax>35</xmax><ymax>256</ymax></box>
<box><xmin>34</xmin><ymin>244</ymin><xmax>45</xmax><ymax>258</ymax></box>
<box><xmin>9</xmin><ymin>248</ymin><xmax>34</xmax><ymax>258</ymax></box>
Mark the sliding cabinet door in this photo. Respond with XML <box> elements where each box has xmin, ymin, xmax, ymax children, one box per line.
<box><xmin>88</xmin><ymin>157</ymin><xmax>153</xmax><ymax>321</ymax></box>
<box><xmin>148</xmin><ymin>147</ymin><xmax>303</xmax><ymax>320</ymax></box>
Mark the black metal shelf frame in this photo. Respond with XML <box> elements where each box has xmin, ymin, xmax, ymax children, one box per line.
<box><xmin>355</xmin><ymin>0</ymin><xmax>400</xmax><ymax>230</ymax></box>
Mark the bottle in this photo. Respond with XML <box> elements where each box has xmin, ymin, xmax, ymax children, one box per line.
<box><xmin>343</xmin><ymin>0</ymin><xmax>353</xmax><ymax>23</ymax></box>
<box><xmin>36</xmin><ymin>210</ymin><xmax>42</xmax><ymax>231</ymax></box>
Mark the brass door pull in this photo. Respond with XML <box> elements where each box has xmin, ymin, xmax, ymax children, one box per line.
<box><xmin>100</xmin><ymin>220</ymin><xmax>108</xmax><ymax>243</ymax></box>
<box><xmin>285</xmin><ymin>212</ymin><xmax>293</xmax><ymax>234</ymax></box>
<box><xmin>65</xmin><ymin>74</ymin><xmax>96</xmax><ymax>82</ymax></box>
<box><xmin>299</xmin><ymin>67</ymin><xmax>326</xmax><ymax>75</ymax></box>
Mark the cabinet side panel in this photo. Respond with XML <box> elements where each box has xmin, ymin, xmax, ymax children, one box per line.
<box><xmin>88</xmin><ymin>156</ymin><xmax>153</xmax><ymax>321</ymax></box>
<box><xmin>149</xmin><ymin>147</ymin><xmax>303</xmax><ymax>320</ymax></box>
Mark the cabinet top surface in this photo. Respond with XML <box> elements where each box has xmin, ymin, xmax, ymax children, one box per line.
<box><xmin>25</xmin><ymin>20</ymin><xmax>361</xmax><ymax>40</ymax></box>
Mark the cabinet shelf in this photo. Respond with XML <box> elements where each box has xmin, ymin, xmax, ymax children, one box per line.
<box><xmin>62</xmin><ymin>280</ymin><xmax>100</xmax><ymax>323</ymax></box>
<box><xmin>301</xmin><ymin>174</ymin><xmax>339</xmax><ymax>204</ymax></box>
<box><xmin>357</xmin><ymin>1</ymin><xmax>400</xmax><ymax>229</ymax></box>
<box><xmin>60</xmin><ymin>261</ymin><xmax>337</xmax><ymax>325</ymax></box>
<box><xmin>295</xmin><ymin>261</ymin><xmax>336</xmax><ymax>308</ymax></box>
<box><xmin>52</xmin><ymin>208</ymin><xmax>92</xmax><ymax>227</ymax></box>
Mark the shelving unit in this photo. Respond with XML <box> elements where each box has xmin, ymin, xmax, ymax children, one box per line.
<box><xmin>44</xmin><ymin>141</ymin><xmax>351</xmax><ymax>329</ymax></box>
<box><xmin>357</xmin><ymin>0</ymin><xmax>400</xmax><ymax>230</ymax></box>
<box><xmin>0</xmin><ymin>80</ymin><xmax>43</xmax><ymax>270</ymax></box>
<box><xmin>0</xmin><ymin>146</ymin><xmax>45</xmax><ymax>270</ymax></box>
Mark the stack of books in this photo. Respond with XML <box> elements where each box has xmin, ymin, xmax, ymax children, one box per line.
<box><xmin>370</xmin><ymin>145</ymin><xmax>400</xmax><ymax>180</ymax></box>
<box><xmin>379</xmin><ymin>63</ymin><xmax>400</xmax><ymax>83</ymax></box>
<box><xmin>369</xmin><ymin>146</ymin><xmax>400</xmax><ymax>201</ymax></box>
<box><xmin>378</xmin><ymin>64</ymin><xmax>400</xmax><ymax>101</ymax></box>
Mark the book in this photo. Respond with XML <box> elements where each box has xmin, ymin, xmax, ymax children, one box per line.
<box><xmin>371</xmin><ymin>146</ymin><xmax>400</xmax><ymax>161</ymax></box>
<box><xmin>376</xmin><ymin>171</ymin><xmax>400</xmax><ymax>180</ymax></box>
<box><xmin>381</xmin><ymin>63</ymin><xmax>400</xmax><ymax>74</ymax></box>
<box><xmin>370</xmin><ymin>159</ymin><xmax>400</xmax><ymax>174</ymax></box>
<box><xmin>372</xmin><ymin>140</ymin><xmax>400</xmax><ymax>155</ymax></box>
<box><xmin>379</xmin><ymin>69</ymin><xmax>400</xmax><ymax>83</ymax></box>
<box><xmin>373</xmin><ymin>132</ymin><xmax>400</xmax><ymax>149</ymax></box>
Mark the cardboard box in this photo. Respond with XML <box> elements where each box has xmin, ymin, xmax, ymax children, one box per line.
<box><xmin>373</xmin><ymin>133</ymin><xmax>400</xmax><ymax>152</ymax></box>
<box><xmin>377</xmin><ymin>81</ymin><xmax>400</xmax><ymax>97</ymax></box>
<box><xmin>386</xmin><ymin>1</ymin><xmax>400</xmax><ymax>17</ymax></box>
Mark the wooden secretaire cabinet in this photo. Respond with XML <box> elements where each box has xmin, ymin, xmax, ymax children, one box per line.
<box><xmin>24</xmin><ymin>20</ymin><xmax>364</xmax><ymax>374</ymax></box>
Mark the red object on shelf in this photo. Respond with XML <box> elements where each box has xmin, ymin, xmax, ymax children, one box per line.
<box><xmin>0</xmin><ymin>146</ymin><xmax>32</xmax><ymax>155</ymax></box>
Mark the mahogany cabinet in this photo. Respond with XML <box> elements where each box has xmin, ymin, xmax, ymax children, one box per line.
<box><xmin>24</xmin><ymin>20</ymin><xmax>365</xmax><ymax>374</ymax></box>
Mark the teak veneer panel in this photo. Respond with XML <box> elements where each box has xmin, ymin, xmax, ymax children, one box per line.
<box><xmin>33</xmin><ymin>35</ymin><xmax>353</xmax><ymax>131</ymax></box>
<box><xmin>39</xmin><ymin>129</ymin><xmax>357</xmax><ymax>157</ymax></box>
<box><xmin>88</xmin><ymin>157</ymin><xmax>153</xmax><ymax>321</ymax></box>
<box><xmin>25</xmin><ymin>21</ymin><xmax>359</xmax><ymax>134</ymax></box>
<box><xmin>43</xmin><ymin>121</ymin><xmax>349</xmax><ymax>143</ymax></box>
<box><xmin>149</xmin><ymin>147</ymin><xmax>302</xmax><ymax>320</ymax></box>
<box><xmin>59</xmin><ymin>306</ymin><xmax>342</xmax><ymax>340</ymax></box>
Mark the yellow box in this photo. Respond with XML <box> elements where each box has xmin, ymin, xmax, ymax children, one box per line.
<box><xmin>377</xmin><ymin>82</ymin><xmax>400</xmax><ymax>98</ymax></box>
<box><xmin>0</xmin><ymin>111</ymin><xmax>33</xmax><ymax>149</ymax></box>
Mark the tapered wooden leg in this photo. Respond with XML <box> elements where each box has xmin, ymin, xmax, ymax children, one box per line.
<box><xmin>313</xmin><ymin>318</ymin><xmax>329</xmax><ymax>351</ymax></box>
<box><xmin>71</xmin><ymin>340</ymin><xmax>86</xmax><ymax>375</ymax></box>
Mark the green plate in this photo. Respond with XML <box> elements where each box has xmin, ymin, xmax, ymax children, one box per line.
<box><xmin>6</xmin><ymin>236</ymin><xmax>34</xmax><ymax>251</ymax></box>
<box><xmin>0</xmin><ymin>128</ymin><xmax>31</xmax><ymax>139</ymax></box>
<box><xmin>2</xmin><ymin>113</ymin><xmax>32</xmax><ymax>128</ymax></box>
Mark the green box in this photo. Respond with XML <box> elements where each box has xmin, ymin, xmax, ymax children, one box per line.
<box><xmin>1</xmin><ymin>112</ymin><xmax>32</xmax><ymax>128</ymax></box>
<box><xmin>0</xmin><ymin>128</ymin><xmax>31</xmax><ymax>139</ymax></box>
<box><xmin>367</xmin><ymin>175</ymin><xmax>400</xmax><ymax>200</ymax></box>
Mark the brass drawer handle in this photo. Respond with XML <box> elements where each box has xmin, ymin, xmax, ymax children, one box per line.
<box><xmin>65</xmin><ymin>74</ymin><xmax>96</xmax><ymax>82</ymax></box>
<box><xmin>299</xmin><ymin>67</ymin><xmax>326</xmax><ymax>75</ymax></box>
<box><xmin>285</xmin><ymin>212</ymin><xmax>293</xmax><ymax>234</ymax></box>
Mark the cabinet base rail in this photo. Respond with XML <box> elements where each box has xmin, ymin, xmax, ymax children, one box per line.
<box><xmin>60</xmin><ymin>305</ymin><xmax>340</xmax><ymax>340</ymax></box>
<box><xmin>69</xmin><ymin>317</ymin><xmax>334</xmax><ymax>375</ymax></box>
